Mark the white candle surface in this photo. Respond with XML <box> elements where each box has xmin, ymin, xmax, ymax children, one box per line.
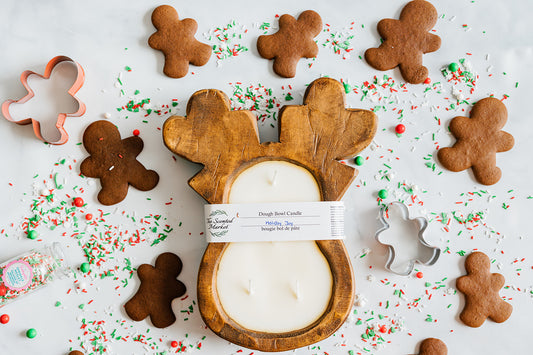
<box><xmin>216</xmin><ymin>160</ymin><xmax>333</xmax><ymax>333</ymax></box>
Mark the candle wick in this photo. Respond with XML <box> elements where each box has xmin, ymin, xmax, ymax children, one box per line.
<box><xmin>247</xmin><ymin>279</ymin><xmax>254</xmax><ymax>295</ymax></box>
<box><xmin>269</xmin><ymin>170</ymin><xmax>278</xmax><ymax>186</ymax></box>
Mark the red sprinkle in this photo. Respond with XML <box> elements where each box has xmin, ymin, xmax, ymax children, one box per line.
<box><xmin>0</xmin><ymin>285</ymin><xmax>6</xmax><ymax>296</ymax></box>
<box><xmin>171</xmin><ymin>340</ymin><xmax>179</xmax><ymax>348</ymax></box>
<box><xmin>423</xmin><ymin>77</ymin><xmax>431</xmax><ymax>84</ymax></box>
<box><xmin>74</xmin><ymin>197</ymin><xmax>84</xmax><ymax>207</ymax></box>
<box><xmin>395</xmin><ymin>124</ymin><xmax>406</xmax><ymax>134</ymax></box>
<box><xmin>0</xmin><ymin>314</ymin><xmax>9</xmax><ymax>324</ymax></box>
<box><xmin>379</xmin><ymin>325</ymin><xmax>388</xmax><ymax>333</ymax></box>
<box><xmin>416</xmin><ymin>271</ymin><xmax>424</xmax><ymax>279</ymax></box>
<box><xmin>133</xmin><ymin>129</ymin><xmax>140</xmax><ymax>136</ymax></box>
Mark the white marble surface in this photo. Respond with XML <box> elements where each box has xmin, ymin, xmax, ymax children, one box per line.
<box><xmin>0</xmin><ymin>0</ymin><xmax>531</xmax><ymax>354</ymax></box>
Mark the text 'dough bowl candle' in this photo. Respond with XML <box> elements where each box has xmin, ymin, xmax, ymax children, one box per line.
<box><xmin>162</xmin><ymin>77</ymin><xmax>378</xmax><ymax>351</ymax></box>
<box><xmin>216</xmin><ymin>161</ymin><xmax>333</xmax><ymax>333</ymax></box>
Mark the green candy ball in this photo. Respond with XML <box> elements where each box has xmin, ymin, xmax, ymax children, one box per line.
<box><xmin>378</xmin><ymin>189</ymin><xmax>388</xmax><ymax>199</ymax></box>
<box><xmin>26</xmin><ymin>328</ymin><xmax>37</xmax><ymax>339</ymax></box>
<box><xmin>354</xmin><ymin>156</ymin><xmax>364</xmax><ymax>166</ymax></box>
<box><xmin>27</xmin><ymin>230</ymin><xmax>38</xmax><ymax>240</ymax></box>
<box><xmin>80</xmin><ymin>263</ymin><xmax>90</xmax><ymax>273</ymax></box>
<box><xmin>448</xmin><ymin>62</ymin><xmax>459</xmax><ymax>72</ymax></box>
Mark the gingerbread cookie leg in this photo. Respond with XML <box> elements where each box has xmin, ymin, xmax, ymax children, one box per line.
<box><xmin>98</xmin><ymin>173</ymin><xmax>129</xmax><ymax>206</ymax></box>
<box><xmin>399</xmin><ymin>61</ymin><xmax>428</xmax><ymax>85</ymax></box>
<box><xmin>364</xmin><ymin>47</ymin><xmax>397</xmax><ymax>71</ymax></box>
<box><xmin>471</xmin><ymin>156</ymin><xmax>501</xmax><ymax>186</ymax></box>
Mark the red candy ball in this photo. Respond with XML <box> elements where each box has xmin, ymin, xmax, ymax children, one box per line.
<box><xmin>74</xmin><ymin>197</ymin><xmax>84</xmax><ymax>207</ymax></box>
<box><xmin>395</xmin><ymin>124</ymin><xmax>406</xmax><ymax>134</ymax></box>
<box><xmin>133</xmin><ymin>129</ymin><xmax>140</xmax><ymax>136</ymax></box>
<box><xmin>423</xmin><ymin>77</ymin><xmax>431</xmax><ymax>85</ymax></box>
<box><xmin>85</xmin><ymin>213</ymin><xmax>93</xmax><ymax>221</ymax></box>
<box><xmin>171</xmin><ymin>340</ymin><xmax>179</xmax><ymax>348</ymax></box>
<box><xmin>0</xmin><ymin>314</ymin><xmax>9</xmax><ymax>324</ymax></box>
<box><xmin>416</xmin><ymin>271</ymin><xmax>424</xmax><ymax>279</ymax></box>
<box><xmin>379</xmin><ymin>325</ymin><xmax>388</xmax><ymax>333</ymax></box>
<box><xmin>0</xmin><ymin>285</ymin><xmax>6</xmax><ymax>297</ymax></box>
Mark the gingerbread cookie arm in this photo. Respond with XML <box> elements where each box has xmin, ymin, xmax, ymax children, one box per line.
<box><xmin>491</xmin><ymin>273</ymin><xmax>505</xmax><ymax>291</ymax></box>
<box><xmin>121</xmin><ymin>136</ymin><xmax>144</xmax><ymax>157</ymax></box>
<box><xmin>376</xmin><ymin>19</ymin><xmax>402</xmax><ymax>40</ymax></box>
<box><xmin>437</xmin><ymin>146</ymin><xmax>471</xmax><ymax>173</ymax></box>
<box><xmin>80</xmin><ymin>157</ymin><xmax>107</xmax><ymax>178</ymax></box>
<box><xmin>422</xmin><ymin>33</ymin><xmax>442</xmax><ymax>53</ymax></box>
<box><xmin>447</xmin><ymin>116</ymin><xmax>470</xmax><ymax>138</ymax></box>
<box><xmin>495</xmin><ymin>131</ymin><xmax>515</xmax><ymax>152</ymax></box>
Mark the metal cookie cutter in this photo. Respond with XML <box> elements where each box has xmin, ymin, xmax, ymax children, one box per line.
<box><xmin>375</xmin><ymin>201</ymin><xmax>440</xmax><ymax>276</ymax></box>
<box><xmin>1</xmin><ymin>55</ymin><xmax>86</xmax><ymax>145</ymax></box>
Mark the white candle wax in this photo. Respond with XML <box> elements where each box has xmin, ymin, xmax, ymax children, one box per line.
<box><xmin>216</xmin><ymin>160</ymin><xmax>333</xmax><ymax>333</ymax></box>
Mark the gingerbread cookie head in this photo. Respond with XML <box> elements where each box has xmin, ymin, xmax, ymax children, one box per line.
<box><xmin>418</xmin><ymin>338</ymin><xmax>447</xmax><ymax>355</ymax></box>
<box><xmin>163</xmin><ymin>77</ymin><xmax>377</xmax><ymax>351</ymax></box>
<box><xmin>437</xmin><ymin>97</ymin><xmax>514</xmax><ymax>185</ymax></box>
<box><xmin>148</xmin><ymin>5</ymin><xmax>211</xmax><ymax>78</ymax></box>
<box><xmin>456</xmin><ymin>252</ymin><xmax>512</xmax><ymax>328</ymax></box>
<box><xmin>80</xmin><ymin>120</ymin><xmax>159</xmax><ymax>205</ymax></box>
<box><xmin>125</xmin><ymin>253</ymin><xmax>186</xmax><ymax>328</ymax></box>
<box><xmin>257</xmin><ymin>10</ymin><xmax>322</xmax><ymax>78</ymax></box>
<box><xmin>365</xmin><ymin>0</ymin><xmax>441</xmax><ymax>84</ymax></box>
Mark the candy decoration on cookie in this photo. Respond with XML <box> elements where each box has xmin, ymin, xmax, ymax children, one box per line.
<box><xmin>80</xmin><ymin>120</ymin><xmax>159</xmax><ymax>205</ymax></box>
<box><xmin>437</xmin><ymin>97</ymin><xmax>514</xmax><ymax>185</ymax></box>
<box><xmin>456</xmin><ymin>252</ymin><xmax>512</xmax><ymax>327</ymax></box>
<box><xmin>125</xmin><ymin>253</ymin><xmax>186</xmax><ymax>328</ymax></box>
<box><xmin>417</xmin><ymin>338</ymin><xmax>447</xmax><ymax>355</ymax></box>
<box><xmin>148</xmin><ymin>5</ymin><xmax>211</xmax><ymax>78</ymax></box>
<box><xmin>365</xmin><ymin>0</ymin><xmax>441</xmax><ymax>84</ymax></box>
<box><xmin>163</xmin><ymin>77</ymin><xmax>377</xmax><ymax>351</ymax></box>
<box><xmin>257</xmin><ymin>10</ymin><xmax>322</xmax><ymax>78</ymax></box>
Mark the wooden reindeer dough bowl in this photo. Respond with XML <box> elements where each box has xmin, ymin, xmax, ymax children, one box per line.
<box><xmin>163</xmin><ymin>77</ymin><xmax>378</xmax><ymax>351</ymax></box>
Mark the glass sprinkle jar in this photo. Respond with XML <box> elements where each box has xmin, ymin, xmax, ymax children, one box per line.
<box><xmin>0</xmin><ymin>242</ymin><xmax>69</xmax><ymax>308</ymax></box>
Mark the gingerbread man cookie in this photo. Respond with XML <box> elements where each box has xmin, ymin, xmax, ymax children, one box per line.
<box><xmin>80</xmin><ymin>120</ymin><xmax>159</xmax><ymax>205</ymax></box>
<box><xmin>437</xmin><ymin>97</ymin><xmax>514</xmax><ymax>185</ymax></box>
<box><xmin>125</xmin><ymin>253</ymin><xmax>186</xmax><ymax>328</ymax></box>
<box><xmin>365</xmin><ymin>0</ymin><xmax>441</xmax><ymax>84</ymax></box>
<box><xmin>418</xmin><ymin>338</ymin><xmax>447</xmax><ymax>355</ymax></box>
<box><xmin>148</xmin><ymin>5</ymin><xmax>211</xmax><ymax>78</ymax></box>
<box><xmin>257</xmin><ymin>10</ymin><xmax>322</xmax><ymax>78</ymax></box>
<box><xmin>456</xmin><ymin>252</ymin><xmax>512</xmax><ymax>328</ymax></box>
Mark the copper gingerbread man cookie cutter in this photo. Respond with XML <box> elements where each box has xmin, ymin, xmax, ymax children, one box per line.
<box><xmin>1</xmin><ymin>55</ymin><xmax>86</xmax><ymax>145</ymax></box>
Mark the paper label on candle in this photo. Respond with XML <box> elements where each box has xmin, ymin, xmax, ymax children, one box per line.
<box><xmin>204</xmin><ymin>201</ymin><xmax>345</xmax><ymax>242</ymax></box>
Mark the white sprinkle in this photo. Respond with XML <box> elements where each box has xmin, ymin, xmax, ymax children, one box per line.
<box><xmin>103</xmin><ymin>112</ymin><xmax>111</xmax><ymax>119</ymax></box>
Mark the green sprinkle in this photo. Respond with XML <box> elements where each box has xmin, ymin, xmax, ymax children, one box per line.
<box><xmin>378</xmin><ymin>189</ymin><xmax>388</xmax><ymax>199</ymax></box>
<box><xmin>26</xmin><ymin>328</ymin><xmax>37</xmax><ymax>338</ymax></box>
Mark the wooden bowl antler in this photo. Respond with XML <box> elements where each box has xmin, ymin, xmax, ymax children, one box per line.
<box><xmin>163</xmin><ymin>77</ymin><xmax>377</xmax><ymax>351</ymax></box>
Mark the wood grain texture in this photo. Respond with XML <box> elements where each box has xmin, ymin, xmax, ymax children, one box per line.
<box><xmin>163</xmin><ymin>77</ymin><xmax>377</xmax><ymax>351</ymax></box>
